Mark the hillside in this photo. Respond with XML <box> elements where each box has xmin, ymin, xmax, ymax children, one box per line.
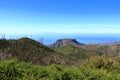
<box><xmin>1</xmin><ymin>37</ymin><xmax>120</xmax><ymax>66</ymax></box>
<box><xmin>1</xmin><ymin>38</ymin><xmax>120</xmax><ymax>80</ymax></box>
<box><xmin>0</xmin><ymin>38</ymin><xmax>76</xmax><ymax>65</ymax></box>
<box><xmin>79</xmin><ymin>44</ymin><xmax>120</xmax><ymax>55</ymax></box>
<box><xmin>55</xmin><ymin>45</ymin><xmax>92</xmax><ymax>59</ymax></box>
<box><xmin>49</xmin><ymin>39</ymin><xmax>84</xmax><ymax>48</ymax></box>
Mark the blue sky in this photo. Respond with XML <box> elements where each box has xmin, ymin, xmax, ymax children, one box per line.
<box><xmin>0</xmin><ymin>0</ymin><xmax>120</xmax><ymax>34</ymax></box>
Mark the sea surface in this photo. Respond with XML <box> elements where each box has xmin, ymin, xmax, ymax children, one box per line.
<box><xmin>4</xmin><ymin>33</ymin><xmax>120</xmax><ymax>45</ymax></box>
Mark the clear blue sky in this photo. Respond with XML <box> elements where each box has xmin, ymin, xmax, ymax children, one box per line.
<box><xmin>0</xmin><ymin>0</ymin><xmax>120</xmax><ymax>34</ymax></box>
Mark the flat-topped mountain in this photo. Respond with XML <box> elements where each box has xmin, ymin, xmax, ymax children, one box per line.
<box><xmin>49</xmin><ymin>39</ymin><xmax>84</xmax><ymax>48</ymax></box>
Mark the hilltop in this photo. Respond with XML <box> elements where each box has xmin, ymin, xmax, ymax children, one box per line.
<box><xmin>49</xmin><ymin>39</ymin><xmax>84</xmax><ymax>48</ymax></box>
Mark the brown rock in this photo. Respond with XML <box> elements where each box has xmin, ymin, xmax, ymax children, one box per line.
<box><xmin>49</xmin><ymin>39</ymin><xmax>84</xmax><ymax>48</ymax></box>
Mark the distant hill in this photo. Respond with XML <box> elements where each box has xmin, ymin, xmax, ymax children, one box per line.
<box><xmin>1</xmin><ymin>37</ymin><xmax>120</xmax><ymax>66</ymax></box>
<box><xmin>79</xmin><ymin>44</ymin><xmax>120</xmax><ymax>55</ymax></box>
<box><xmin>49</xmin><ymin>39</ymin><xmax>84</xmax><ymax>48</ymax></box>
<box><xmin>0</xmin><ymin>37</ymin><xmax>76</xmax><ymax>65</ymax></box>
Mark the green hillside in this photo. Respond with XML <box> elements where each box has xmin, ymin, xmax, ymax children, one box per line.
<box><xmin>55</xmin><ymin>45</ymin><xmax>90</xmax><ymax>59</ymax></box>
<box><xmin>1</xmin><ymin>38</ymin><xmax>120</xmax><ymax>65</ymax></box>
<box><xmin>0</xmin><ymin>38</ymin><xmax>73</xmax><ymax>65</ymax></box>
<box><xmin>1</xmin><ymin>38</ymin><xmax>120</xmax><ymax>79</ymax></box>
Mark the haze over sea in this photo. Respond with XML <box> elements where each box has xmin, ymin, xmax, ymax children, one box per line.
<box><xmin>0</xmin><ymin>0</ymin><xmax>120</xmax><ymax>45</ymax></box>
<box><xmin>3</xmin><ymin>33</ymin><xmax>120</xmax><ymax>45</ymax></box>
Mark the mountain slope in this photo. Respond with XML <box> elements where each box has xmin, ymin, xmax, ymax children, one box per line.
<box><xmin>1</xmin><ymin>38</ymin><xmax>120</xmax><ymax>66</ymax></box>
<box><xmin>0</xmin><ymin>38</ymin><xmax>73</xmax><ymax>65</ymax></box>
<box><xmin>55</xmin><ymin>45</ymin><xmax>90</xmax><ymax>59</ymax></box>
<box><xmin>79</xmin><ymin>44</ymin><xmax>120</xmax><ymax>55</ymax></box>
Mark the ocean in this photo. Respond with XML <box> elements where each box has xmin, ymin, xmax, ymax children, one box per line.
<box><xmin>4</xmin><ymin>33</ymin><xmax>120</xmax><ymax>45</ymax></box>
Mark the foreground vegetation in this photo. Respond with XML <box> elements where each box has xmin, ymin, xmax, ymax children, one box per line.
<box><xmin>0</xmin><ymin>55</ymin><xmax>120</xmax><ymax>80</ymax></box>
<box><xmin>1</xmin><ymin>37</ymin><xmax>120</xmax><ymax>79</ymax></box>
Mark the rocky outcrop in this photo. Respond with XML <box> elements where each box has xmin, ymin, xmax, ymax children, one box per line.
<box><xmin>49</xmin><ymin>39</ymin><xmax>84</xmax><ymax>48</ymax></box>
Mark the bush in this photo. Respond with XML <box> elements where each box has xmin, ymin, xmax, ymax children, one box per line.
<box><xmin>0</xmin><ymin>57</ymin><xmax>120</xmax><ymax>80</ymax></box>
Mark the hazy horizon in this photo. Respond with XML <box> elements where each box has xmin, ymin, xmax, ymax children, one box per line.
<box><xmin>1</xmin><ymin>33</ymin><xmax>120</xmax><ymax>45</ymax></box>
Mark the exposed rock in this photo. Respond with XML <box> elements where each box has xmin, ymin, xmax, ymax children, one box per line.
<box><xmin>49</xmin><ymin>39</ymin><xmax>84</xmax><ymax>48</ymax></box>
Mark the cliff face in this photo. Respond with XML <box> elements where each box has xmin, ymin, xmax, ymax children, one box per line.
<box><xmin>49</xmin><ymin>39</ymin><xmax>84</xmax><ymax>48</ymax></box>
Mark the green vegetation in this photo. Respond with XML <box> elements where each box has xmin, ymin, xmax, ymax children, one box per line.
<box><xmin>0</xmin><ymin>56</ymin><xmax>120</xmax><ymax>80</ymax></box>
<box><xmin>1</xmin><ymin>37</ymin><xmax>120</xmax><ymax>79</ymax></box>
<box><xmin>0</xmin><ymin>38</ymin><xmax>69</xmax><ymax>65</ymax></box>
<box><xmin>55</xmin><ymin>45</ymin><xmax>89</xmax><ymax>59</ymax></box>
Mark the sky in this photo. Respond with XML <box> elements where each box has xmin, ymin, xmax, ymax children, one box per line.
<box><xmin>0</xmin><ymin>0</ymin><xmax>120</xmax><ymax>34</ymax></box>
